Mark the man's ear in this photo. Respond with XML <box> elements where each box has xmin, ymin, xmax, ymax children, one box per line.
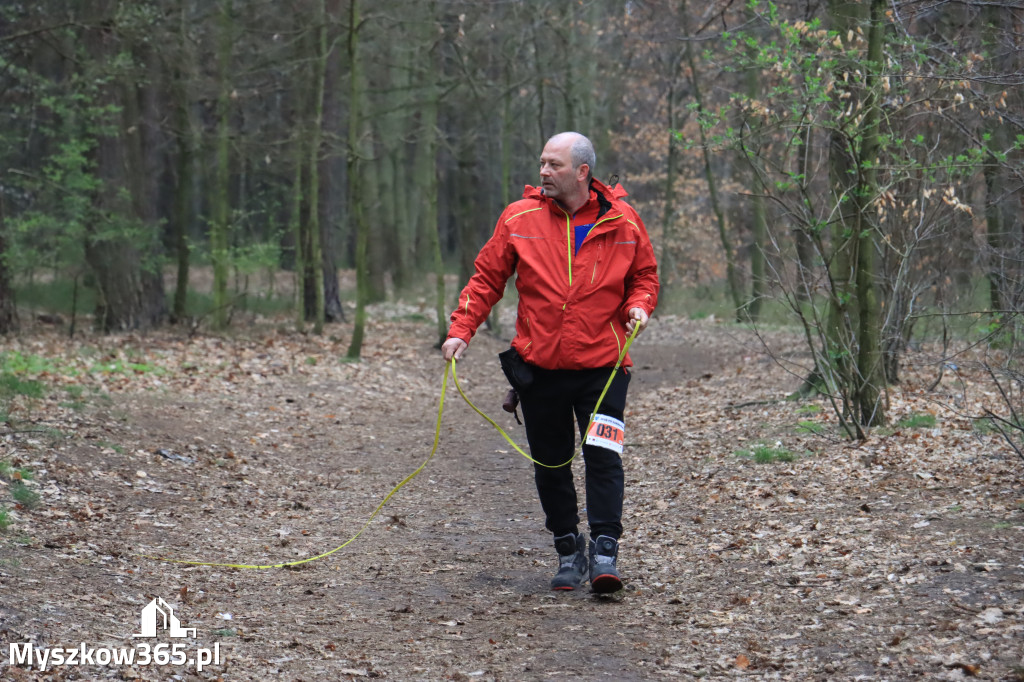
<box><xmin>577</xmin><ymin>163</ymin><xmax>590</xmax><ymax>182</ymax></box>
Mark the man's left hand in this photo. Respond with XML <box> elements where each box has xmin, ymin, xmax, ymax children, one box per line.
<box><xmin>626</xmin><ymin>308</ymin><xmax>649</xmax><ymax>335</ymax></box>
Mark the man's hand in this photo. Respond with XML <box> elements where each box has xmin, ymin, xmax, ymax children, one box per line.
<box><xmin>625</xmin><ymin>308</ymin><xmax>649</xmax><ymax>335</ymax></box>
<box><xmin>441</xmin><ymin>337</ymin><xmax>468</xmax><ymax>362</ymax></box>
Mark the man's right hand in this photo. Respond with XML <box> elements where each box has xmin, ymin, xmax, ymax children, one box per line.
<box><xmin>441</xmin><ymin>337</ymin><xmax>467</xmax><ymax>362</ymax></box>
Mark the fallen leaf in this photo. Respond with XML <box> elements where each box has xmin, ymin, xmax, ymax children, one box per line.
<box><xmin>978</xmin><ymin>608</ymin><xmax>1003</xmax><ymax>625</ymax></box>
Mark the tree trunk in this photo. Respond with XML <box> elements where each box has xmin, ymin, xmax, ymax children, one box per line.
<box><xmin>455</xmin><ymin>135</ymin><xmax>478</xmax><ymax>295</ymax></box>
<box><xmin>291</xmin><ymin>137</ymin><xmax>306</xmax><ymax>332</ymax></box>
<box><xmin>660</xmin><ymin>80</ymin><xmax>681</xmax><ymax>291</ymax></box>
<box><xmin>345</xmin><ymin>0</ymin><xmax>368</xmax><ymax>359</ymax></box>
<box><xmin>210</xmin><ymin>0</ymin><xmax>234</xmax><ymax>329</ymax></box>
<box><xmin>531</xmin><ymin>27</ymin><xmax>546</xmax><ymax>151</ymax></box>
<box><xmin>825</xmin><ymin>0</ymin><xmax>887</xmax><ymax>432</ymax></box>
<box><xmin>744</xmin><ymin>13</ymin><xmax>768</xmax><ymax>322</ymax></box>
<box><xmin>320</xmin><ymin>0</ymin><xmax>345</xmax><ymax>322</ymax></box>
<box><xmin>747</xmin><ymin>174</ymin><xmax>768</xmax><ymax>322</ymax></box>
<box><xmin>306</xmin><ymin>0</ymin><xmax>328</xmax><ymax>334</ymax></box>
<box><xmin>421</xmin><ymin>101</ymin><xmax>446</xmax><ymax>347</ymax></box>
<box><xmin>171</xmin><ymin>1</ymin><xmax>196</xmax><ymax>324</ymax></box>
<box><xmin>88</xmin><ymin>99</ymin><xmax>166</xmax><ymax>332</ymax></box>
<box><xmin>563</xmin><ymin>1</ymin><xmax>596</xmax><ymax>132</ymax></box>
<box><xmin>681</xmin><ymin>2</ymin><xmax>742</xmax><ymax>319</ymax></box>
<box><xmin>410</xmin><ymin>1</ymin><xmax>446</xmax><ymax>346</ymax></box>
<box><xmin>82</xmin><ymin>0</ymin><xmax>165</xmax><ymax>333</ymax></box>
<box><xmin>486</xmin><ymin>64</ymin><xmax>518</xmax><ymax>339</ymax></box>
<box><xmin>982</xmin><ymin>5</ymin><xmax>1014</xmax><ymax>322</ymax></box>
<box><xmin>825</xmin><ymin>1</ymin><xmax>866</xmax><ymax>438</ymax></box>
<box><xmin>86</xmin><ymin>115</ymin><xmax>167</xmax><ymax>333</ymax></box>
<box><xmin>362</xmin><ymin>135</ymin><xmax>387</xmax><ymax>304</ymax></box>
<box><xmin>984</xmin><ymin>156</ymin><xmax>1007</xmax><ymax>315</ymax></box>
<box><xmin>0</xmin><ymin>193</ymin><xmax>18</xmax><ymax>334</ymax></box>
<box><xmin>793</xmin><ymin>122</ymin><xmax>816</xmax><ymax>305</ymax></box>
<box><xmin>851</xmin><ymin>0</ymin><xmax>887</xmax><ymax>427</ymax></box>
<box><xmin>380</xmin><ymin>39</ymin><xmax>413</xmax><ymax>292</ymax></box>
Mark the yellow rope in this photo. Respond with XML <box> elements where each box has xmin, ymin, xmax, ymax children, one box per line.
<box><xmin>139</xmin><ymin>362</ymin><xmax>453</xmax><ymax>569</ymax></box>
<box><xmin>140</xmin><ymin>325</ymin><xmax>640</xmax><ymax>569</ymax></box>
<box><xmin>451</xmin><ymin>323</ymin><xmax>639</xmax><ymax>468</ymax></box>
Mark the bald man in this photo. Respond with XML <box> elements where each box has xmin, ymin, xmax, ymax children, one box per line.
<box><xmin>442</xmin><ymin>132</ymin><xmax>659</xmax><ymax>593</ymax></box>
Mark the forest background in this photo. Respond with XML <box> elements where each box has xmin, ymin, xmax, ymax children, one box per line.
<box><xmin>0</xmin><ymin>0</ymin><xmax>1022</xmax><ymax>440</ymax></box>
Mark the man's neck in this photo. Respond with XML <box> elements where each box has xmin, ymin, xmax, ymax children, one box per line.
<box><xmin>556</xmin><ymin>187</ymin><xmax>591</xmax><ymax>216</ymax></box>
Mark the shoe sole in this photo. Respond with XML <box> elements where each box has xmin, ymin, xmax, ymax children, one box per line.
<box><xmin>590</xmin><ymin>573</ymin><xmax>622</xmax><ymax>594</ymax></box>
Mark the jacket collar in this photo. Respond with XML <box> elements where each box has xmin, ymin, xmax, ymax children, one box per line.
<box><xmin>522</xmin><ymin>178</ymin><xmax>628</xmax><ymax>218</ymax></box>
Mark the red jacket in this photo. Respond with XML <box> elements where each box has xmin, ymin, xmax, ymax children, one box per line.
<box><xmin>448</xmin><ymin>179</ymin><xmax>659</xmax><ymax>370</ymax></box>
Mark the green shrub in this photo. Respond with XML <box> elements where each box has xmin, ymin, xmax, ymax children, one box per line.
<box><xmin>16</xmin><ymin>278</ymin><xmax>97</xmax><ymax>316</ymax></box>
<box><xmin>0</xmin><ymin>373</ymin><xmax>45</xmax><ymax>400</ymax></box>
<box><xmin>736</xmin><ymin>444</ymin><xmax>796</xmax><ymax>463</ymax></box>
<box><xmin>9</xmin><ymin>481</ymin><xmax>39</xmax><ymax>509</ymax></box>
<box><xmin>796</xmin><ymin>420</ymin><xmax>826</xmax><ymax>435</ymax></box>
<box><xmin>896</xmin><ymin>413</ymin><xmax>937</xmax><ymax>429</ymax></box>
<box><xmin>0</xmin><ymin>461</ymin><xmax>33</xmax><ymax>481</ymax></box>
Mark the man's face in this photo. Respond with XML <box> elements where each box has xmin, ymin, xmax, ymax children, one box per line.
<box><xmin>539</xmin><ymin>138</ymin><xmax>586</xmax><ymax>205</ymax></box>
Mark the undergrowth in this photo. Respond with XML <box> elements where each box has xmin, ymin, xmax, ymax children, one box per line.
<box><xmin>736</xmin><ymin>443</ymin><xmax>797</xmax><ymax>464</ymax></box>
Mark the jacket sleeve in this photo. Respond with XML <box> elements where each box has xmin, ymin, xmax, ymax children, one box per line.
<box><xmin>620</xmin><ymin>208</ymin><xmax>660</xmax><ymax>320</ymax></box>
<box><xmin>447</xmin><ymin>215</ymin><xmax>517</xmax><ymax>344</ymax></box>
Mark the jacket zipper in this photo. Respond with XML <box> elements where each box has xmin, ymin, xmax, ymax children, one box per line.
<box><xmin>565</xmin><ymin>211</ymin><xmax>623</xmax><ymax>290</ymax></box>
<box><xmin>563</xmin><ymin>211</ymin><xmax>573</xmax><ymax>288</ymax></box>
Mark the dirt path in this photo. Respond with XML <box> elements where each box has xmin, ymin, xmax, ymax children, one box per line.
<box><xmin>1</xmin><ymin>316</ymin><xmax>1021</xmax><ymax>680</ymax></box>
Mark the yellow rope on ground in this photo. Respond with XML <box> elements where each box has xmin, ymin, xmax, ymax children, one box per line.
<box><xmin>139</xmin><ymin>363</ymin><xmax>453</xmax><ymax>570</ymax></box>
<box><xmin>140</xmin><ymin>325</ymin><xmax>639</xmax><ymax>569</ymax></box>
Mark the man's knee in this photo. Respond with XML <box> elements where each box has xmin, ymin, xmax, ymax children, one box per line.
<box><xmin>582</xmin><ymin>444</ymin><xmax>623</xmax><ymax>472</ymax></box>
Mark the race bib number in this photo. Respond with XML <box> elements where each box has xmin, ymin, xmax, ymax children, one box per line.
<box><xmin>585</xmin><ymin>414</ymin><xmax>625</xmax><ymax>454</ymax></box>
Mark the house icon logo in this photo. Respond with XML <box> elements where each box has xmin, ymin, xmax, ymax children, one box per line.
<box><xmin>132</xmin><ymin>597</ymin><xmax>196</xmax><ymax>638</ymax></box>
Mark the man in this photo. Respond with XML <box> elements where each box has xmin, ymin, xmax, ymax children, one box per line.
<box><xmin>441</xmin><ymin>132</ymin><xmax>659</xmax><ymax>593</ymax></box>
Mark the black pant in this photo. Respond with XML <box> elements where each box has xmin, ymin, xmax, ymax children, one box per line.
<box><xmin>518</xmin><ymin>366</ymin><xmax>631</xmax><ymax>540</ymax></box>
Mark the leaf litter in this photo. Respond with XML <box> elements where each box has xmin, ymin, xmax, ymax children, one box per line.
<box><xmin>0</xmin><ymin>313</ymin><xmax>1021</xmax><ymax>680</ymax></box>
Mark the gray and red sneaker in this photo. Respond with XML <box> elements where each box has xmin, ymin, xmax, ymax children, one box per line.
<box><xmin>550</xmin><ymin>532</ymin><xmax>588</xmax><ymax>590</ymax></box>
<box><xmin>589</xmin><ymin>535</ymin><xmax>622</xmax><ymax>593</ymax></box>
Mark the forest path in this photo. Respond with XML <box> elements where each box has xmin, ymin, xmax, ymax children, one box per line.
<box><xmin>1</xmin><ymin>316</ymin><xmax>1020</xmax><ymax>681</ymax></box>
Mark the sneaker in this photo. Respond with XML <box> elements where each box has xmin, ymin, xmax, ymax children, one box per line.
<box><xmin>589</xmin><ymin>535</ymin><xmax>622</xmax><ymax>593</ymax></box>
<box><xmin>550</xmin><ymin>532</ymin><xmax>587</xmax><ymax>591</ymax></box>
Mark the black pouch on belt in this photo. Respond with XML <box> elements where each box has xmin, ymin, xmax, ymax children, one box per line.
<box><xmin>498</xmin><ymin>347</ymin><xmax>535</xmax><ymax>392</ymax></box>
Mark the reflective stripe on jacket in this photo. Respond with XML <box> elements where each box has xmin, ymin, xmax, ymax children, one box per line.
<box><xmin>447</xmin><ymin>179</ymin><xmax>659</xmax><ymax>370</ymax></box>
